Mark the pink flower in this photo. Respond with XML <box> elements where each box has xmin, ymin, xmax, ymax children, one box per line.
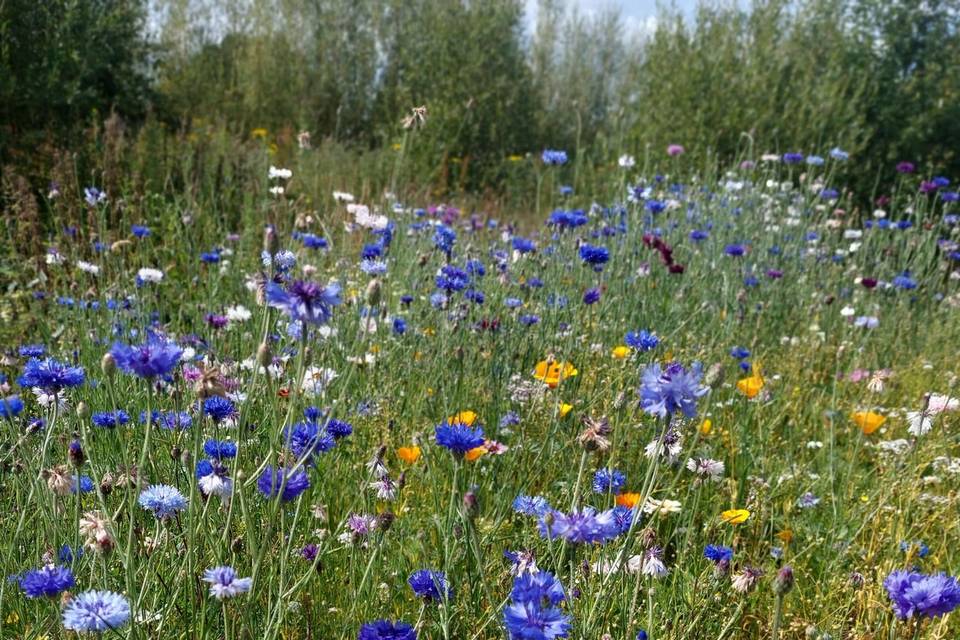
<box><xmin>667</xmin><ymin>144</ymin><xmax>685</xmax><ymax>157</ymax></box>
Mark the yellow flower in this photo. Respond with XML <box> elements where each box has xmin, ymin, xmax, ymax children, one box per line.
<box><xmin>736</xmin><ymin>374</ymin><xmax>764</xmax><ymax>398</ymax></box>
<box><xmin>465</xmin><ymin>446</ymin><xmax>487</xmax><ymax>462</ymax></box>
<box><xmin>611</xmin><ymin>346</ymin><xmax>630</xmax><ymax>359</ymax></box>
<box><xmin>776</xmin><ymin>529</ymin><xmax>794</xmax><ymax>544</ymax></box>
<box><xmin>507</xmin><ymin>154</ymin><xmax>524</xmax><ymax>162</ymax></box>
<box><xmin>250</xmin><ymin>128</ymin><xmax>268</xmax><ymax>139</ymax></box>
<box><xmin>392</xmin><ymin>143</ymin><xmax>402</xmax><ymax>151</ymax></box>
<box><xmin>5</xmin><ymin>612</ymin><xmax>18</xmax><ymax>624</ymax></box>
<box><xmin>448</xmin><ymin>411</ymin><xmax>477</xmax><ymax>426</ymax></box>
<box><xmin>700</xmin><ymin>418</ymin><xmax>713</xmax><ymax>435</ymax></box>
<box><xmin>720</xmin><ymin>509</ymin><xmax>751</xmax><ymax>525</ymax></box>
<box><xmin>532</xmin><ymin>359</ymin><xmax>578</xmax><ymax>388</ymax></box>
<box><xmin>559</xmin><ymin>403</ymin><xmax>573</xmax><ymax>418</ymax></box>
<box><xmin>852</xmin><ymin>411</ymin><xmax>885</xmax><ymax>435</ymax></box>
<box><xmin>396</xmin><ymin>446</ymin><xmax>421</xmax><ymax>464</ymax></box>
<box><xmin>616</xmin><ymin>492</ymin><xmax>641</xmax><ymax>508</ymax></box>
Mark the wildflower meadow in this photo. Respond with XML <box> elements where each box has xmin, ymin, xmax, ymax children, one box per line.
<box><xmin>1</xmin><ymin>135</ymin><xmax>960</xmax><ymax>640</ymax></box>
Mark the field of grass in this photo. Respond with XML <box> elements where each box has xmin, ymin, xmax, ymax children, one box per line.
<box><xmin>1</xmin><ymin>145</ymin><xmax>960</xmax><ymax>640</ymax></box>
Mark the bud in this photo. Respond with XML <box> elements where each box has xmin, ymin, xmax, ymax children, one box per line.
<box><xmin>365</xmin><ymin>279</ymin><xmax>382</xmax><ymax>307</ymax></box>
<box><xmin>75</xmin><ymin>402</ymin><xmax>89</xmax><ymax>419</ymax></box>
<box><xmin>376</xmin><ymin>511</ymin><xmax>395</xmax><ymax>532</ymax></box>
<box><xmin>99</xmin><ymin>472</ymin><xmax>115</xmax><ymax>497</ymax></box>
<box><xmin>848</xmin><ymin>572</ymin><xmax>864</xmax><ymax>590</ymax></box>
<box><xmin>773</xmin><ymin>565</ymin><xmax>795</xmax><ymax>596</ymax></box>
<box><xmin>462</xmin><ymin>489</ymin><xmax>478</xmax><ymax>518</ymax></box>
<box><xmin>263</xmin><ymin>225</ymin><xmax>278</xmax><ymax>256</ymax></box>
<box><xmin>68</xmin><ymin>440</ymin><xmax>85</xmax><ymax>468</ymax></box>
<box><xmin>100</xmin><ymin>353</ymin><xmax>116</xmax><ymax>377</ymax></box>
<box><xmin>256</xmin><ymin>342</ymin><xmax>272</xmax><ymax>368</ymax></box>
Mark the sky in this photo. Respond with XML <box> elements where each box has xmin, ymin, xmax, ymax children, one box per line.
<box><xmin>525</xmin><ymin>0</ymin><xmax>700</xmax><ymax>38</ymax></box>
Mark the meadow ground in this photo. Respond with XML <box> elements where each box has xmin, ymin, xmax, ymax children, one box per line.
<box><xmin>1</xmin><ymin>147</ymin><xmax>960</xmax><ymax>640</ymax></box>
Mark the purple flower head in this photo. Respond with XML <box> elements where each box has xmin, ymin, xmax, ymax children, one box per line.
<box><xmin>704</xmin><ymin>544</ymin><xmax>734</xmax><ymax>564</ymax></box>
<box><xmin>896</xmin><ymin>161</ymin><xmax>916</xmax><ymax>174</ymax></box>
<box><xmin>541</xmin><ymin>149</ymin><xmax>568</xmax><ymax>165</ymax></box>
<box><xmin>503</xmin><ymin>601</ymin><xmax>571</xmax><ymax>639</ymax></box>
<box><xmin>110</xmin><ymin>339</ymin><xmax>182</xmax><ymax>379</ymax></box>
<box><xmin>257</xmin><ymin>466</ymin><xmax>310</xmax><ymax>502</ymax></box>
<box><xmin>358</xmin><ymin>620</ymin><xmax>417</xmax><ymax>640</ymax></box>
<box><xmin>625</xmin><ymin>330</ymin><xmax>659</xmax><ymax>351</ymax></box>
<box><xmin>510</xmin><ymin>571</ymin><xmax>566</xmax><ymax>606</ymax></box>
<box><xmin>267</xmin><ymin>280</ymin><xmax>341</xmax><ymax>326</ymax></box>
<box><xmin>435</xmin><ymin>421</ymin><xmax>485</xmax><ymax>455</ymax></box>
<box><xmin>539</xmin><ymin>507</ymin><xmax>619</xmax><ymax>544</ymax></box>
<box><xmin>202</xmin><ymin>566</ymin><xmax>252</xmax><ymax>600</ymax></box>
<box><xmin>19</xmin><ymin>565</ymin><xmax>75</xmax><ymax>598</ymax></box>
<box><xmin>592</xmin><ymin>468</ymin><xmax>626</xmax><ymax>494</ymax></box>
<box><xmin>638</xmin><ymin>361</ymin><xmax>708</xmax><ymax>419</ymax></box>
<box><xmin>408</xmin><ymin>569</ymin><xmax>452</xmax><ymax>602</ymax></box>
<box><xmin>578</xmin><ymin>243</ymin><xmax>610</xmax><ymax>270</ymax></box>
<box><xmin>885</xmin><ymin>570</ymin><xmax>960</xmax><ymax>619</ymax></box>
<box><xmin>18</xmin><ymin>358</ymin><xmax>85</xmax><ymax>392</ymax></box>
<box><xmin>62</xmin><ymin>590</ymin><xmax>129</xmax><ymax>633</ymax></box>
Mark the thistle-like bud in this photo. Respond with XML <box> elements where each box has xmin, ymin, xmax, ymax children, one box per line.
<box><xmin>100</xmin><ymin>353</ymin><xmax>116</xmax><ymax>377</ymax></box>
<box><xmin>773</xmin><ymin>565</ymin><xmax>795</xmax><ymax>596</ymax></box>
<box><xmin>376</xmin><ymin>511</ymin><xmax>395</xmax><ymax>532</ymax></box>
<box><xmin>848</xmin><ymin>572</ymin><xmax>864</xmax><ymax>590</ymax></box>
<box><xmin>365</xmin><ymin>279</ymin><xmax>382</xmax><ymax>307</ymax></box>
<box><xmin>256</xmin><ymin>342</ymin><xmax>272</xmax><ymax>368</ymax></box>
<box><xmin>75</xmin><ymin>402</ymin><xmax>89</xmax><ymax>419</ymax></box>
<box><xmin>68</xmin><ymin>440</ymin><xmax>85</xmax><ymax>468</ymax></box>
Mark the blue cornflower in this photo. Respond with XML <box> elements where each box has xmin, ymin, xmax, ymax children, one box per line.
<box><xmin>541</xmin><ymin>149</ymin><xmax>568</xmax><ymax>165</ymax></box>
<box><xmin>266</xmin><ymin>280</ymin><xmax>341</xmax><ymax>326</ymax></box>
<box><xmin>274</xmin><ymin>250</ymin><xmax>297</xmax><ymax>271</ymax></box>
<box><xmin>782</xmin><ymin>152</ymin><xmax>804</xmax><ymax>164</ymax></box>
<box><xmin>559</xmin><ymin>185</ymin><xmax>573</xmax><ymax>196</ymax></box>
<box><xmin>547</xmin><ymin>209</ymin><xmax>588</xmax><ymax>228</ymax></box>
<box><xmin>885</xmin><ymin>570</ymin><xmax>960</xmax><ymax>619</ymax></box>
<box><xmin>730</xmin><ymin>346</ymin><xmax>750</xmax><ymax>359</ymax></box>
<box><xmin>539</xmin><ymin>507</ymin><xmax>619</xmax><ymax>544</ymax></box>
<box><xmin>510</xmin><ymin>571</ymin><xmax>566</xmax><ymax>606</ymax></box>
<box><xmin>392</xmin><ymin>318</ymin><xmax>407</xmax><ymax>335</ymax></box>
<box><xmin>72</xmin><ymin>475</ymin><xmax>94</xmax><ymax>494</ymax></box>
<box><xmin>302</xmin><ymin>233</ymin><xmax>328</xmax><ymax>249</ymax></box>
<box><xmin>465</xmin><ymin>259</ymin><xmax>486</xmax><ymax>277</ymax></box>
<box><xmin>433</xmin><ymin>224</ymin><xmax>457</xmax><ymax>256</ymax></box>
<box><xmin>18</xmin><ymin>358</ymin><xmax>85</xmax><ymax>392</ymax></box>
<box><xmin>625</xmin><ymin>330</ymin><xmax>659</xmax><ymax>351</ymax></box>
<box><xmin>806</xmin><ymin>155</ymin><xmax>825</xmax><ymax>166</ymax></box>
<box><xmin>283</xmin><ymin>421</ymin><xmax>335</xmax><ymax>463</ymax></box>
<box><xmin>203</xmin><ymin>396</ymin><xmax>236</xmax><ymax>423</ymax></box>
<box><xmin>0</xmin><ymin>395</ymin><xmax>24</xmax><ymax>418</ymax></box>
<box><xmin>638</xmin><ymin>361</ymin><xmax>708</xmax><ymax>419</ymax></box>
<box><xmin>513</xmin><ymin>495</ymin><xmax>551</xmax><ymax>517</ymax></box>
<box><xmin>83</xmin><ymin>188</ymin><xmax>106</xmax><ymax>206</ymax></box>
<box><xmin>203</xmin><ymin>439</ymin><xmax>238</xmax><ymax>459</ymax></box>
<box><xmin>830</xmin><ymin>148</ymin><xmax>849</xmax><ymax>161</ymax></box>
<box><xmin>19</xmin><ymin>565</ymin><xmax>75</xmax><ymax>598</ymax></box>
<box><xmin>131</xmin><ymin>224</ymin><xmax>150</xmax><ymax>238</ymax></box>
<box><xmin>724</xmin><ymin>243</ymin><xmax>747</xmax><ymax>257</ymax></box>
<box><xmin>408</xmin><ymin>569</ymin><xmax>452</xmax><ymax>602</ymax></box>
<box><xmin>91</xmin><ymin>410</ymin><xmax>130</xmax><ymax>428</ymax></box>
<box><xmin>358</xmin><ymin>620</ymin><xmax>417</xmax><ymax>640</ymax></box>
<box><xmin>611</xmin><ymin>505</ymin><xmax>635</xmax><ymax>534</ymax></box>
<box><xmin>893</xmin><ymin>272</ymin><xmax>917</xmax><ymax>290</ymax></box>
<box><xmin>582</xmin><ymin>288</ymin><xmax>601</xmax><ymax>305</ymax></box>
<box><xmin>58</xmin><ymin>545</ymin><xmax>82</xmax><ymax>564</ymax></box>
<box><xmin>435</xmin><ymin>421</ymin><xmax>485</xmax><ymax>455</ymax></box>
<box><xmin>138</xmin><ymin>485</ymin><xmax>188</xmax><ymax>518</ymax></box>
<box><xmin>503</xmin><ymin>600</ymin><xmax>571</xmax><ymax>640</ymax></box>
<box><xmin>512</xmin><ymin>237</ymin><xmax>536</xmax><ymax>254</ymax></box>
<box><xmin>429</xmin><ymin>292</ymin><xmax>448</xmax><ymax>309</ymax></box>
<box><xmin>505</xmin><ymin>297</ymin><xmax>523</xmax><ymax>309</ymax></box>
<box><xmin>690</xmin><ymin>229</ymin><xmax>709</xmax><ymax>241</ymax></box>
<box><xmin>141</xmin><ymin>410</ymin><xmax>192</xmax><ymax>430</ymax></box>
<box><xmin>18</xmin><ymin>344</ymin><xmax>45</xmax><ymax>358</ymax></box>
<box><xmin>361</xmin><ymin>243</ymin><xmax>383</xmax><ymax>260</ymax></box>
<box><xmin>519</xmin><ymin>314</ymin><xmax>540</xmax><ymax>326</ymax></box>
<box><xmin>592</xmin><ymin>468</ymin><xmax>626</xmax><ymax>494</ymax></box>
<box><xmin>202</xmin><ymin>566</ymin><xmax>252</xmax><ymax>599</ymax></box>
<box><xmin>578</xmin><ymin>243</ymin><xmax>610</xmax><ymax>270</ymax></box>
<box><xmin>325</xmin><ymin>418</ymin><xmax>353</xmax><ymax>439</ymax></box>
<box><xmin>110</xmin><ymin>339</ymin><xmax>182</xmax><ymax>378</ymax></box>
<box><xmin>361</xmin><ymin>259</ymin><xmax>388</xmax><ymax>275</ymax></box>
<box><xmin>704</xmin><ymin>544</ymin><xmax>734</xmax><ymax>564</ymax></box>
<box><xmin>200</xmin><ymin>250</ymin><xmax>221</xmax><ymax>263</ymax></box>
<box><xmin>900</xmin><ymin>540</ymin><xmax>930</xmax><ymax>558</ymax></box>
<box><xmin>257</xmin><ymin>466</ymin><xmax>311</xmax><ymax>502</ymax></box>
<box><xmin>435</xmin><ymin>265</ymin><xmax>470</xmax><ymax>292</ymax></box>
<box><xmin>499</xmin><ymin>411</ymin><xmax>520</xmax><ymax>428</ymax></box>
<box><xmin>465</xmin><ymin>289</ymin><xmax>485</xmax><ymax>304</ymax></box>
<box><xmin>62</xmin><ymin>590</ymin><xmax>130</xmax><ymax>632</ymax></box>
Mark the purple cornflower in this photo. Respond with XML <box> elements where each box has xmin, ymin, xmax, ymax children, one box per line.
<box><xmin>19</xmin><ymin>564</ymin><xmax>75</xmax><ymax>598</ymax></box>
<box><xmin>257</xmin><ymin>466</ymin><xmax>310</xmax><ymax>502</ymax></box>
<box><xmin>592</xmin><ymin>468</ymin><xmax>626</xmax><ymax>494</ymax></box>
<box><xmin>578</xmin><ymin>244</ymin><xmax>610</xmax><ymax>270</ymax></box>
<box><xmin>638</xmin><ymin>361</ymin><xmax>708</xmax><ymax>419</ymax></box>
<box><xmin>266</xmin><ymin>280</ymin><xmax>341</xmax><ymax>326</ymax></box>
<box><xmin>109</xmin><ymin>339</ymin><xmax>182</xmax><ymax>379</ymax></box>
<box><xmin>885</xmin><ymin>570</ymin><xmax>960</xmax><ymax>619</ymax></box>
<box><xmin>202</xmin><ymin>566</ymin><xmax>252</xmax><ymax>599</ymax></box>
<box><xmin>18</xmin><ymin>358</ymin><xmax>85</xmax><ymax>392</ymax></box>
<box><xmin>539</xmin><ymin>507</ymin><xmax>619</xmax><ymax>544</ymax></box>
<box><xmin>583</xmin><ymin>287</ymin><xmax>601</xmax><ymax>304</ymax></box>
<box><xmin>358</xmin><ymin>620</ymin><xmax>417</xmax><ymax>640</ymax></box>
<box><xmin>625</xmin><ymin>330</ymin><xmax>659</xmax><ymax>351</ymax></box>
<box><xmin>408</xmin><ymin>569</ymin><xmax>452</xmax><ymax>602</ymax></box>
